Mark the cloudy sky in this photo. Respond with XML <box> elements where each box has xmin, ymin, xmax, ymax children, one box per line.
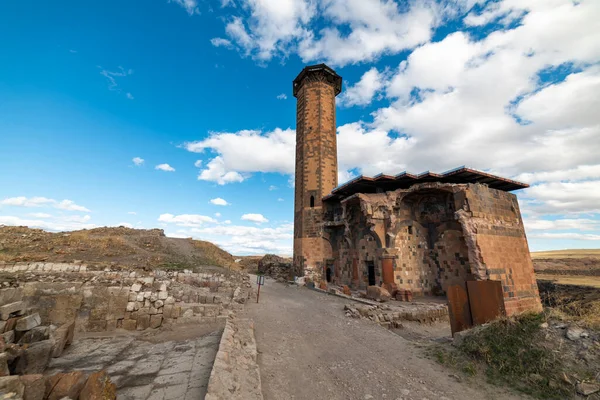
<box><xmin>1</xmin><ymin>0</ymin><xmax>599</xmax><ymax>255</ymax></box>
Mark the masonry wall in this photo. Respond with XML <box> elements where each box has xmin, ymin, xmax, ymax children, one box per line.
<box><xmin>323</xmin><ymin>182</ymin><xmax>542</xmax><ymax>316</ymax></box>
<box><xmin>0</xmin><ymin>263</ymin><xmax>250</xmax><ymax>332</ymax></box>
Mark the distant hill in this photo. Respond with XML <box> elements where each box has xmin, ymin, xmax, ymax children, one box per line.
<box><xmin>0</xmin><ymin>225</ymin><xmax>237</xmax><ymax>271</ymax></box>
<box><xmin>531</xmin><ymin>249</ymin><xmax>600</xmax><ymax>277</ymax></box>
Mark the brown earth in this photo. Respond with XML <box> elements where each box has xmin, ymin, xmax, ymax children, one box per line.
<box><xmin>0</xmin><ymin>225</ymin><xmax>236</xmax><ymax>270</ymax></box>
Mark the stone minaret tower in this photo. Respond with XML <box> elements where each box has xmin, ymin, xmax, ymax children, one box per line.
<box><xmin>292</xmin><ymin>64</ymin><xmax>342</xmax><ymax>281</ymax></box>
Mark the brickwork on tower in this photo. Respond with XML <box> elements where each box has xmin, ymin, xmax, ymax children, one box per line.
<box><xmin>293</xmin><ymin>64</ymin><xmax>342</xmax><ymax>282</ymax></box>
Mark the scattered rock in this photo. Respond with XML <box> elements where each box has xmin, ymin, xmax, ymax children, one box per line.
<box><xmin>566</xmin><ymin>327</ymin><xmax>585</xmax><ymax>341</ymax></box>
<box><xmin>79</xmin><ymin>370</ymin><xmax>116</xmax><ymax>400</ymax></box>
<box><xmin>0</xmin><ymin>302</ymin><xmax>24</xmax><ymax>321</ymax></box>
<box><xmin>366</xmin><ymin>286</ymin><xmax>391</xmax><ymax>302</ymax></box>
<box><xmin>20</xmin><ymin>374</ymin><xmax>46</xmax><ymax>400</ymax></box>
<box><xmin>14</xmin><ymin>340</ymin><xmax>53</xmax><ymax>374</ymax></box>
<box><xmin>18</xmin><ymin>326</ymin><xmax>49</xmax><ymax>345</ymax></box>
<box><xmin>45</xmin><ymin>371</ymin><xmax>87</xmax><ymax>400</ymax></box>
<box><xmin>15</xmin><ymin>313</ymin><xmax>42</xmax><ymax>331</ymax></box>
<box><xmin>576</xmin><ymin>382</ymin><xmax>600</xmax><ymax>396</ymax></box>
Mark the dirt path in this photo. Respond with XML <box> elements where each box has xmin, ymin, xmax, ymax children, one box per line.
<box><xmin>245</xmin><ymin>276</ymin><xmax>526</xmax><ymax>400</ymax></box>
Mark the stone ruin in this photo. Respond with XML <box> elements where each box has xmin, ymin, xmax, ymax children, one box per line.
<box><xmin>257</xmin><ymin>255</ymin><xmax>292</xmax><ymax>282</ymax></box>
<box><xmin>0</xmin><ymin>261</ymin><xmax>252</xmax><ymax>399</ymax></box>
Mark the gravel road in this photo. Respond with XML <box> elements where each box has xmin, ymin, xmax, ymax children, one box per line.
<box><xmin>245</xmin><ymin>276</ymin><xmax>526</xmax><ymax>400</ymax></box>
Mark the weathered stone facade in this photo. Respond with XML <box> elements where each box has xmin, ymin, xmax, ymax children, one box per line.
<box><xmin>292</xmin><ymin>63</ymin><xmax>542</xmax><ymax>318</ymax></box>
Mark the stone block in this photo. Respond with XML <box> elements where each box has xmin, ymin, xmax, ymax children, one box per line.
<box><xmin>51</xmin><ymin>322</ymin><xmax>75</xmax><ymax>358</ymax></box>
<box><xmin>0</xmin><ymin>376</ymin><xmax>24</xmax><ymax>397</ymax></box>
<box><xmin>79</xmin><ymin>370</ymin><xmax>116</xmax><ymax>400</ymax></box>
<box><xmin>123</xmin><ymin>319</ymin><xmax>137</xmax><ymax>331</ymax></box>
<box><xmin>15</xmin><ymin>313</ymin><xmax>42</xmax><ymax>331</ymax></box>
<box><xmin>131</xmin><ymin>283</ymin><xmax>142</xmax><ymax>292</ymax></box>
<box><xmin>0</xmin><ymin>301</ymin><xmax>25</xmax><ymax>320</ymax></box>
<box><xmin>165</xmin><ymin>296</ymin><xmax>175</xmax><ymax>305</ymax></box>
<box><xmin>18</xmin><ymin>326</ymin><xmax>49</xmax><ymax>345</ymax></box>
<box><xmin>3</xmin><ymin>317</ymin><xmax>18</xmax><ymax>333</ymax></box>
<box><xmin>15</xmin><ymin>340</ymin><xmax>53</xmax><ymax>374</ymax></box>
<box><xmin>366</xmin><ymin>286</ymin><xmax>391</xmax><ymax>302</ymax></box>
<box><xmin>158</xmin><ymin>283</ymin><xmax>167</xmax><ymax>292</ymax></box>
<box><xmin>0</xmin><ymin>353</ymin><xmax>9</xmax><ymax>377</ymax></box>
<box><xmin>136</xmin><ymin>292</ymin><xmax>144</xmax><ymax>302</ymax></box>
<box><xmin>150</xmin><ymin>315</ymin><xmax>163</xmax><ymax>329</ymax></box>
<box><xmin>158</xmin><ymin>291</ymin><xmax>168</xmax><ymax>300</ymax></box>
<box><xmin>172</xmin><ymin>306</ymin><xmax>181</xmax><ymax>319</ymax></box>
<box><xmin>137</xmin><ymin>315</ymin><xmax>150</xmax><ymax>330</ymax></box>
<box><xmin>2</xmin><ymin>330</ymin><xmax>15</xmax><ymax>344</ymax></box>
<box><xmin>106</xmin><ymin>319</ymin><xmax>117</xmax><ymax>331</ymax></box>
<box><xmin>149</xmin><ymin>306</ymin><xmax>159</xmax><ymax>315</ymax></box>
<box><xmin>128</xmin><ymin>292</ymin><xmax>137</xmax><ymax>302</ymax></box>
<box><xmin>87</xmin><ymin>320</ymin><xmax>107</xmax><ymax>331</ymax></box>
<box><xmin>163</xmin><ymin>305</ymin><xmax>174</xmax><ymax>319</ymax></box>
<box><xmin>143</xmin><ymin>291</ymin><xmax>152</xmax><ymax>299</ymax></box>
<box><xmin>20</xmin><ymin>374</ymin><xmax>46</xmax><ymax>400</ymax></box>
<box><xmin>90</xmin><ymin>309</ymin><xmax>108</xmax><ymax>320</ymax></box>
<box><xmin>126</xmin><ymin>302</ymin><xmax>136</xmax><ymax>312</ymax></box>
<box><xmin>154</xmin><ymin>300</ymin><xmax>164</xmax><ymax>308</ymax></box>
<box><xmin>45</xmin><ymin>371</ymin><xmax>87</xmax><ymax>400</ymax></box>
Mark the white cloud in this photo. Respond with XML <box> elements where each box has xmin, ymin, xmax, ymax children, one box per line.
<box><xmin>522</xmin><ymin>181</ymin><xmax>600</xmax><ymax>215</ymax></box>
<box><xmin>155</xmin><ymin>163</ymin><xmax>176</xmax><ymax>172</ymax></box>
<box><xmin>211</xmin><ymin>38</ymin><xmax>233</xmax><ymax>48</ymax></box>
<box><xmin>194</xmin><ymin>160</ymin><xmax>203</xmax><ymax>168</ymax></box>
<box><xmin>210</xmin><ymin>197</ymin><xmax>230</xmax><ymax>206</ymax></box>
<box><xmin>224</xmin><ymin>220</ymin><xmax>232</xmax><ymax>224</ymax></box>
<box><xmin>215</xmin><ymin>212</ymin><xmax>222</xmax><ymax>217</ymax></box>
<box><xmin>524</xmin><ymin>218</ymin><xmax>600</xmax><ymax>231</ymax></box>
<box><xmin>529</xmin><ymin>232</ymin><xmax>600</xmax><ymax>241</ymax></box>
<box><xmin>168</xmin><ymin>223</ymin><xmax>293</xmax><ymax>255</ymax></box>
<box><xmin>1</xmin><ymin>197</ymin><xmax>55</xmax><ymax>207</ymax></box>
<box><xmin>0</xmin><ymin>215</ymin><xmax>96</xmax><ymax>232</ymax></box>
<box><xmin>132</xmin><ymin>157</ymin><xmax>144</xmax><ymax>166</ymax></box>
<box><xmin>28</xmin><ymin>213</ymin><xmax>52</xmax><ymax>218</ymax></box>
<box><xmin>1</xmin><ymin>197</ymin><xmax>90</xmax><ymax>212</ymax></box>
<box><xmin>128</xmin><ymin>211</ymin><xmax>137</xmax><ymax>215</ymax></box>
<box><xmin>99</xmin><ymin>66</ymin><xmax>133</xmax><ymax>97</ymax></box>
<box><xmin>277</xmin><ymin>198</ymin><xmax>284</xmax><ymax>202</ymax></box>
<box><xmin>276</xmin><ymin>93</ymin><xmax>287</xmax><ymax>100</ymax></box>
<box><xmin>185</xmin><ymin>128</ymin><xmax>295</xmax><ymax>184</ymax></box>
<box><xmin>126</xmin><ymin>92</ymin><xmax>134</xmax><ymax>100</ymax></box>
<box><xmin>117</xmin><ymin>222</ymin><xmax>134</xmax><ymax>228</ymax></box>
<box><xmin>169</xmin><ymin>0</ymin><xmax>200</xmax><ymax>15</ymax></box>
<box><xmin>340</xmin><ymin>67</ymin><xmax>386</xmax><ymax>107</ymax></box>
<box><xmin>55</xmin><ymin>200</ymin><xmax>91</xmax><ymax>212</ymax></box>
<box><xmin>268</xmin><ymin>185</ymin><xmax>277</xmax><ymax>191</ymax></box>
<box><xmin>241</xmin><ymin>213</ymin><xmax>269</xmax><ymax>224</ymax></box>
<box><xmin>158</xmin><ymin>213</ymin><xmax>217</xmax><ymax>227</ymax></box>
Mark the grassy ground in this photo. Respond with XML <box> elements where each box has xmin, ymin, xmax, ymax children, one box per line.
<box><xmin>536</xmin><ymin>274</ymin><xmax>600</xmax><ymax>288</ymax></box>
<box><xmin>430</xmin><ymin>312</ymin><xmax>599</xmax><ymax>399</ymax></box>
<box><xmin>531</xmin><ymin>249</ymin><xmax>600</xmax><ymax>259</ymax></box>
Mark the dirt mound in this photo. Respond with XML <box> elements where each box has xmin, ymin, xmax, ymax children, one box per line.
<box><xmin>0</xmin><ymin>225</ymin><xmax>236</xmax><ymax>271</ymax></box>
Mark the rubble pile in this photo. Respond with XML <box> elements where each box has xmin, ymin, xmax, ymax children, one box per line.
<box><xmin>257</xmin><ymin>255</ymin><xmax>292</xmax><ymax>282</ymax></box>
<box><xmin>0</xmin><ymin>299</ymin><xmax>116</xmax><ymax>399</ymax></box>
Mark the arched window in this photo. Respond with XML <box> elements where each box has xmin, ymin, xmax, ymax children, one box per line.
<box><xmin>310</xmin><ymin>195</ymin><xmax>315</xmax><ymax>208</ymax></box>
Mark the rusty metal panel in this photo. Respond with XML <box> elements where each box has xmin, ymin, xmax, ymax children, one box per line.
<box><xmin>447</xmin><ymin>285</ymin><xmax>472</xmax><ymax>336</ymax></box>
<box><xmin>467</xmin><ymin>280</ymin><xmax>506</xmax><ymax>326</ymax></box>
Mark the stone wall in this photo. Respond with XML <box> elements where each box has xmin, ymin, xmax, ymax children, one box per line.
<box><xmin>0</xmin><ymin>263</ymin><xmax>248</xmax><ymax>332</ymax></box>
<box><xmin>323</xmin><ymin>182</ymin><xmax>542</xmax><ymax>316</ymax></box>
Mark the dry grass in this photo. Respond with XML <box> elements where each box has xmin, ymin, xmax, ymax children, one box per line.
<box><xmin>531</xmin><ymin>249</ymin><xmax>600</xmax><ymax>259</ymax></box>
<box><xmin>536</xmin><ymin>274</ymin><xmax>600</xmax><ymax>288</ymax></box>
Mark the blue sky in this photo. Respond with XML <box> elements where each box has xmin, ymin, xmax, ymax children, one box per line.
<box><xmin>1</xmin><ymin>0</ymin><xmax>599</xmax><ymax>255</ymax></box>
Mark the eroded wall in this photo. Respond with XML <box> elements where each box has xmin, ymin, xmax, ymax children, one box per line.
<box><xmin>324</xmin><ymin>182</ymin><xmax>542</xmax><ymax>315</ymax></box>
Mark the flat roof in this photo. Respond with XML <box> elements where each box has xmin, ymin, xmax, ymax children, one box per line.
<box><xmin>323</xmin><ymin>166</ymin><xmax>528</xmax><ymax>202</ymax></box>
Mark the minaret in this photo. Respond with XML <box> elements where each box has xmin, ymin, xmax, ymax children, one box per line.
<box><xmin>292</xmin><ymin>64</ymin><xmax>342</xmax><ymax>282</ymax></box>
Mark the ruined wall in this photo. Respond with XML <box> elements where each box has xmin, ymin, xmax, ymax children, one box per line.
<box><xmin>324</xmin><ymin>182</ymin><xmax>541</xmax><ymax>316</ymax></box>
<box><xmin>293</xmin><ymin>68</ymin><xmax>339</xmax><ymax>282</ymax></box>
<box><xmin>0</xmin><ymin>263</ymin><xmax>249</xmax><ymax>332</ymax></box>
<box><xmin>460</xmin><ymin>185</ymin><xmax>542</xmax><ymax>315</ymax></box>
